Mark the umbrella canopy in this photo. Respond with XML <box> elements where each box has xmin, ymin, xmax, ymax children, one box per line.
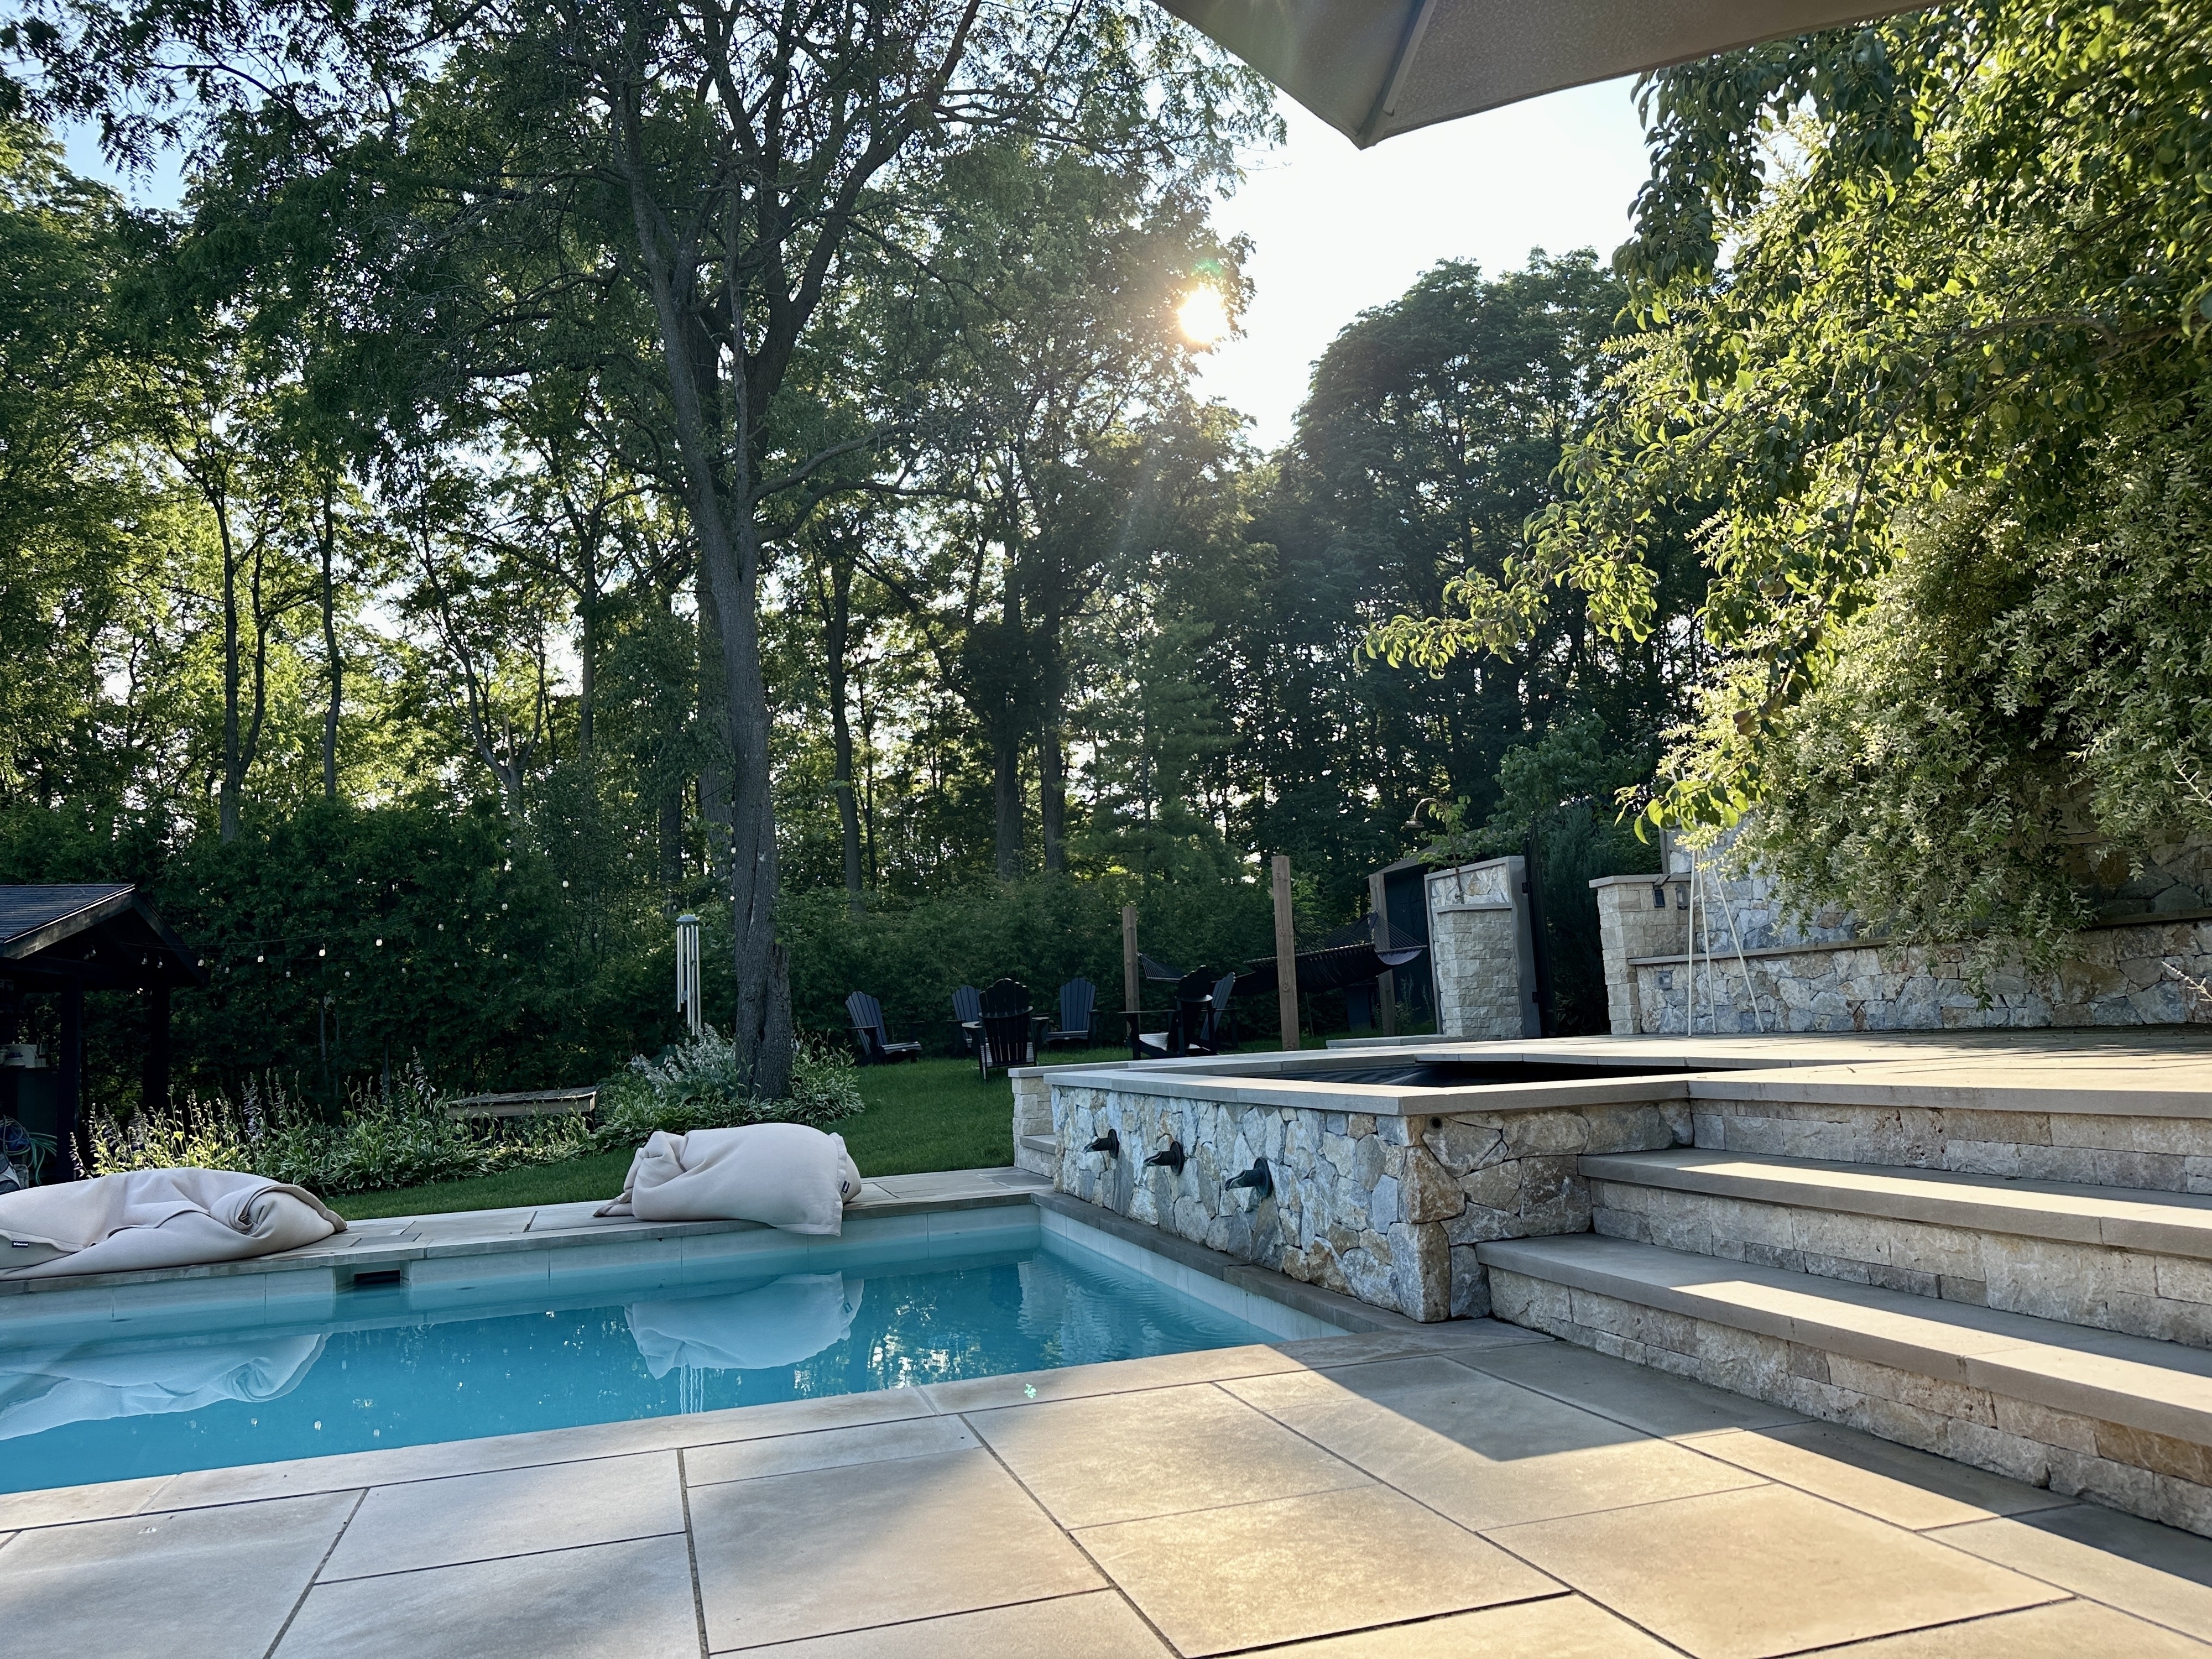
<box><xmin>1155</xmin><ymin>0</ymin><xmax>1924</xmax><ymax>147</ymax></box>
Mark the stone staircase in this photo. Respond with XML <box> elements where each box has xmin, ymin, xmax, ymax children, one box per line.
<box><xmin>1478</xmin><ymin>1145</ymin><xmax>2212</xmax><ymax>1536</ymax></box>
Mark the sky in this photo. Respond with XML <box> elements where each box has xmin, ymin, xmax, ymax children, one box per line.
<box><xmin>1194</xmin><ymin>78</ymin><xmax>1653</xmax><ymax>451</ymax></box>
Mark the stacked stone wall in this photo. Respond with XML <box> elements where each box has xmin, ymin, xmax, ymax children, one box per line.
<box><xmin>1050</xmin><ymin>1082</ymin><xmax>1686</xmax><ymax>1322</ymax></box>
<box><xmin>1625</xmin><ymin>918</ymin><xmax>2212</xmax><ymax>1035</ymax></box>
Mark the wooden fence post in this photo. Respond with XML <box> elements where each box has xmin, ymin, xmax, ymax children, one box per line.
<box><xmin>1272</xmin><ymin>855</ymin><xmax>1300</xmax><ymax>1051</ymax></box>
<box><xmin>1368</xmin><ymin>868</ymin><xmax>1397</xmax><ymax>1038</ymax></box>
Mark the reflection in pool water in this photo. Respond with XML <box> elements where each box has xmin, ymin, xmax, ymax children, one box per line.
<box><xmin>0</xmin><ymin>1239</ymin><xmax>1273</xmax><ymax>1494</ymax></box>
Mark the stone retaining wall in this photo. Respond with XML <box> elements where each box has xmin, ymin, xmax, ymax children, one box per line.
<box><xmin>1050</xmin><ymin>1081</ymin><xmax>1687</xmax><ymax>1321</ymax></box>
<box><xmin>1426</xmin><ymin>857</ymin><xmax>1541</xmax><ymax>1042</ymax></box>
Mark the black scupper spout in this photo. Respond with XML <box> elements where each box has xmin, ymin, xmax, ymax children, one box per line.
<box><xmin>1086</xmin><ymin>1128</ymin><xmax>1121</xmax><ymax>1157</ymax></box>
<box><xmin>1224</xmin><ymin>1157</ymin><xmax>1272</xmax><ymax>1201</ymax></box>
<box><xmin>1142</xmin><ymin>1139</ymin><xmax>1186</xmax><ymax>1175</ymax></box>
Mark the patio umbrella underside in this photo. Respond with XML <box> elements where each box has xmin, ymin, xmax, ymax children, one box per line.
<box><xmin>1155</xmin><ymin>0</ymin><xmax>1925</xmax><ymax>147</ymax></box>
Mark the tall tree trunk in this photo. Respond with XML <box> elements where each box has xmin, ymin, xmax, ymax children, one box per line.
<box><xmin>577</xmin><ymin>585</ymin><xmax>596</xmax><ymax>774</ymax></box>
<box><xmin>217</xmin><ymin>492</ymin><xmax>243</xmax><ymax>842</ymax></box>
<box><xmin>695</xmin><ymin>559</ymin><xmax>733</xmax><ymax>879</ymax></box>
<box><xmin>1039</xmin><ymin>626</ymin><xmax>1065</xmax><ymax>874</ymax></box>
<box><xmin>319</xmin><ymin>483</ymin><xmax>340</xmax><ymax>801</ymax></box>
<box><xmin>823</xmin><ymin>551</ymin><xmax>864</xmax><ymax>910</ymax></box>
<box><xmin>993</xmin><ymin>717</ymin><xmax>1023</xmax><ymax>880</ymax></box>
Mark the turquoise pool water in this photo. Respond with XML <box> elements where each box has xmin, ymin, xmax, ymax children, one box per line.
<box><xmin>0</xmin><ymin>1232</ymin><xmax>1277</xmax><ymax>1494</ymax></box>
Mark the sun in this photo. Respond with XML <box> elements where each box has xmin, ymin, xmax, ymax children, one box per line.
<box><xmin>1176</xmin><ymin>286</ymin><xmax>1230</xmax><ymax>347</ymax></box>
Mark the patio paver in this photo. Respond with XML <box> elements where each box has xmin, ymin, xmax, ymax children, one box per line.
<box><xmin>1076</xmin><ymin>1483</ymin><xmax>1559</xmax><ymax>1656</ymax></box>
<box><xmin>1937</xmin><ymin>1503</ymin><xmax>2212</xmax><ymax>1641</ymax></box>
<box><xmin>1689</xmin><ymin>1420</ymin><xmax>2078</xmax><ymax>1530</ymax></box>
<box><xmin>744</xmin><ymin>1590</ymin><xmax>1171</xmax><ymax>1657</ymax></box>
<box><xmin>0</xmin><ymin>1491</ymin><xmax>356</xmax><ymax>1659</ymax></box>
<box><xmin>1262</xmin><ymin>1594</ymin><xmax>1680</xmax><ymax>1656</ymax></box>
<box><xmin>320</xmin><ymin>1449</ymin><xmax>685</xmax><ymax>1579</ymax></box>
<box><xmin>1224</xmin><ymin>1354</ymin><xmax>1764</xmax><ymax>1529</ymax></box>
<box><xmin>967</xmin><ymin>1383</ymin><xmax>1368</xmax><ymax>1527</ymax></box>
<box><xmin>1822</xmin><ymin>1597</ymin><xmax>2212</xmax><ymax>1653</ymax></box>
<box><xmin>689</xmin><ymin>1446</ymin><xmax>1101</xmax><ymax>1650</ymax></box>
<box><xmin>276</xmin><ymin>1533</ymin><xmax>697</xmax><ymax>1659</ymax></box>
<box><xmin>1490</xmin><ymin>1483</ymin><xmax>2065</xmax><ymax>1659</ymax></box>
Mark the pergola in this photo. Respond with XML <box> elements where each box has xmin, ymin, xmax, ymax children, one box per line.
<box><xmin>1156</xmin><ymin>0</ymin><xmax>1922</xmax><ymax>146</ymax></box>
<box><xmin>0</xmin><ymin>884</ymin><xmax>207</xmax><ymax>1181</ymax></box>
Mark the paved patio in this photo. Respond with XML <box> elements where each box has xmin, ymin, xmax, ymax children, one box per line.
<box><xmin>7</xmin><ymin>1316</ymin><xmax>2212</xmax><ymax>1656</ymax></box>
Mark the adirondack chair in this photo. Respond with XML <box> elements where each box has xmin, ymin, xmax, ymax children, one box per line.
<box><xmin>1201</xmin><ymin>971</ymin><xmax>1239</xmax><ymax>1052</ymax></box>
<box><xmin>951</xmin><ymin>984</ymin><xmax>983</xmax><ymax>1055</ymax></box>
<box><xmin>976</xmin><ymin>977</ymin><xmax>1035</xmax><ymax>1081</ymax></box>
<box><xmin>1045</xmin><ymin>978</ymin><xmax>1097</xmax><ymax>1047</ymax></box>
<box><xmin>1139</xmin><ymin>971</ymin><xmax>1217</xmax><ymax>1058</ymax></box>
<box><xmin>845</xmin><ymin>990</ymin><xmax>922</xmax><ymax>1066</ymax></box>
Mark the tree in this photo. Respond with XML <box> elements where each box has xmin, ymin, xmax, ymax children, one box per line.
<box><xmin>1477</xmin><ymin>1</ymin><xmax>2212</xmax><ymax>953</ymax></box>
<box><xmin>14</xmin><ymin>0</ymin><xmax>1270</xmax><ymax>1095</ymax></box>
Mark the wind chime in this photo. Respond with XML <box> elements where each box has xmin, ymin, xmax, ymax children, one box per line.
<box><xmin>675</xmin><ymin>912</ymin><xmax>703</xmax><ymax>1037</ymax></box>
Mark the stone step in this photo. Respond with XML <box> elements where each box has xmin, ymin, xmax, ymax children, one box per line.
<box><xmin>1580</xmin><ymin>1150</ymin><xmax>2212</xmax><ymax>1348</ymax></box>
<box><xmin>1478</xmin><ymin>1233</ymin><xmax>2212</xmax><ymax>1535</ymax></box>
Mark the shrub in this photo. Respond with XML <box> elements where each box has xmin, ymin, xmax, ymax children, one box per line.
<box><xmin>83</xmin><ymin>1039</ymin><xmax>864</xmax><ymax>1196</ymax></box>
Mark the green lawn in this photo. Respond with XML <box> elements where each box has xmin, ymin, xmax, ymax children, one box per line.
<box><xmin>328</xmin><ymin>1043</ymin><xmax>1137</xmax><ymax>1223</ymax></box>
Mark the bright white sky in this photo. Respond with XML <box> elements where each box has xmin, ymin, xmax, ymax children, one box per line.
<box><xmin>1196</xmin><ymin>77</ymin><xmax>1652</xmax><ymax>451</ymax></box>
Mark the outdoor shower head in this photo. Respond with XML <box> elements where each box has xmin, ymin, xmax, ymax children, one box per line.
<box><xmin>1086</xmin><ymin>1129</ymin><xmax>1121</xmax><ymax>1157</ymax></box>
<box><xmin>1142</xmin><ymin>1139</ymin><xmax>1186</xmax><ymax>1175</ymax></box>
<box><xmin>1224</xmin><ymin>1157</ymin><xmax>1272</xmax><ymax>1201</ymax></box>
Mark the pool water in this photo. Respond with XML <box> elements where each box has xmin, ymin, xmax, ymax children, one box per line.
<box><xmin>0</xmin><ymin>1234</ymin><xmax>1277</xmax><ymax>1494</ymax></box>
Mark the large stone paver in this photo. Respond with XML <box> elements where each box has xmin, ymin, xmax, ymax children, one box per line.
<box><xmin>689</xmin><ymin>1446</ymin><xmax>1100</xmax><ymax>1650</ymax></box>
<box><xmin>1226</xmin><ymin>1354</ymin><xmax>1762</xmax><ymax>1529</ymax></box>
<box><xmin>1261</xmin><ymin>1595</ymin><xmax>1678</xmax><ymax>1656</ymax></box>
<box><xmin>276</xmin><ymin>1533</ymin><xmax>697</xmax><ymax>1659</ymax></box>
<box><xmin>1691</xmin><ymin>1421</ymin><xmax>2075</xmax><ymax>1531</ymax></box>
<box><xmin>744</xmin><ymin>1590</ymin><xmax>1170</xmax><ymax>1657</ymax></box>
<box><xmin>0</xmin><ymin>1491</ymin><xmax>355</xmax><ymax>1659</ymax></box>
<box><xmin>1077</xmin><ymin>1483</ymin><xmax>1558</xmax><ymax>1657</ymax></box>
<box><xmin>1823</xmin><ymin>1598</ymin><xmax>2212</xmax><ymax>1653</ymax></box>
<box><xmin>686</xmin><ymin>1413</ymin><xmax>976</xmax><ymax>1485</ymax></box>
<box><xmin>968</xmin><ymin>1383</ymin><xmax>1366</xmax><ymax>1527</ymax></box>
<box><xmin>1490</xmin><ymin>1484</ymin><xmax>2065</xmax><ymax>1659</ymax></box>
<box><xmin>1937</xmin><ymin>1503</ymin><xmax>2212</xmax><ymax>1642</ymax></box>
<box><xmin>321</xmin><ymin>1449</ymin><xmax>683</xmax><ymax>1579</ymax></box>
<box><xmin>1457</xmin><ymin>1334</ymin><xmax>1808</xmax><ymax>1437</ymax></box>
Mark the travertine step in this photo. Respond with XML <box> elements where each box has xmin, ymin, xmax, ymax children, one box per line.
<box><xmin>1580</xmin><ymin>1150</ymin><xmax>2212</xmax><ymax>1347</ymax></box>
<box><xmin>1479</xmin><ymin>1233</ymin><xmax>2212</xmax><ymax>1535</ymax></box>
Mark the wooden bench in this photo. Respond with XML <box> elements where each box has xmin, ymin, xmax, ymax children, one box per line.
<box><xmin>442</xmin><ymin>1087</ymin><xmax>599</xmax><ymax>1124</ymax></box>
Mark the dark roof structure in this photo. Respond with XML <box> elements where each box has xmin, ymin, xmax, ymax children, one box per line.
<box><xmin>0</xmin><ymin>884</ymin><xmax>208</xmax><ymax>992</ymax></box>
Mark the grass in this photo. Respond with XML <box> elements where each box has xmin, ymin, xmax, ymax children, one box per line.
<box><xmin>327</xmin><ymin>1042</ymin><xmax>1137</xmax><ymax>1223</ymax></box>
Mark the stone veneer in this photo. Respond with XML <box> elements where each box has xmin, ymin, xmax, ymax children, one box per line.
<box><xmin>1051</xmin><ymin>1081</ymin><xmax>1686</xmax><ymax>1321</ymax></box>
<box><xmin>1425</xmin><ymin>857</ymin><xmax>1542</xmax><ymax>1042</ymax></box>
<box><xmin>1485</xmin><ymin>1266</ymin><xmax>2212</xmax><ymax>1537</ymax></box>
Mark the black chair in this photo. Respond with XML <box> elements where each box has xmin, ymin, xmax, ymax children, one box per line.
<box><xmin>977</xmin><ymin>977</ymin><xmax>1035</xmax><ymax>1081</ymax></box>
<box><xmin>952</xmin><ymin>984</ymin><xmax>983</xmax><ymax>1055</ymax></box>
<box><xmin>845</xmin><ymin>990</ymin><xmax>922</xmax><ymax>1066</ymax></box>
<box><xmin>1138</xmin><ymin>970</ymin><xmax>1217</xmax><ymax>1058</ymax></box>
<box><xmin>1202</xmin><ymin>971</ymin><xmax>1239</xmax><ymax>1051</ymax></box>
<box><xmin>1045</xmin><ymin>978</ymin><xmax>1097</xmax><ymax>1048</ymax></box>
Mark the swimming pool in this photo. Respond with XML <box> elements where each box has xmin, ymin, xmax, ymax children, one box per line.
<box><xmin>0</xmin><ymin>1223</ymin><xmax>1288</xmax><ymax>1494</ymax></box>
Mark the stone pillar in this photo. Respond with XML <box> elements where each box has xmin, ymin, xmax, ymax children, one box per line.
<box><xmin>1010</xmin><ymin>1070</ymin><xmax>1056</xmax><ymax>1176</ymax></box>
<box><xmin>1590</xmin><ymin>874</ymin><xmax>1689</xmax><ymax>1035</ymax></box>
<box><xmin>1426</xmin><ymin>858</ymin><xmax>1541</xmax><ymax>1041</ymax></box>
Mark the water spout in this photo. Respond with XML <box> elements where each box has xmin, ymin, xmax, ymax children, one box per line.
<box><xmin>1086</xmin><ymin>1128</ymin><xmax>1121</xmax><ymax>1157</ymax></box>
<box><xmin>1225</xmin><ymin>1157</ymin><xmax>1272</xmax><ymax>1201</ymax></box>
<box><xmin>1142</xmin><ymin>1139</ymin><xmax>1186</xmax><ymax>1175</ymax></box>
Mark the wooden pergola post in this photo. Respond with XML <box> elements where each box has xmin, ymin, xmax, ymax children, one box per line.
<box><xmin>1271</xmin><ymin>855</ymin><xmax>1300</xmax><ymax>1052</ymax></box>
